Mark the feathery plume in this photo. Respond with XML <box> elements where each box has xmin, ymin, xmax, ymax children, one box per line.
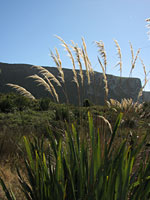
<box><xmin>32</xmin><ymin>65</ymin><xmax>61</xmax><ymax>87</ymax></box>
<box><xmin>28</xmin><ymin>74</ymin><xmax>55</xmax><ymax>98</ymax></box>
<box><xmin>98</xmin><ymin>115</ymin><xmax>112</xmax><ymax>134</ymax></box>
<box><xmin>146</xmin><ymin>18</ymin><xmax>150</xmax><ymax>40</ymax></box>
<box><xmin>81</xmin><ymin>48</ymin><xmax>90</xmax><ymax>84</ymax></box>
<box><xmin>129</xmin><ymin>42</ymin><xmax>134</xmax><ymax>66</ymax></box>
<box><xmin>114</xmin><ymin>40</ymin><xmax>122</xmax><ymax>77</ymax></box>
<box><xmin>137</xmin><ymin>58</ymin><xmax>149</xmax><ymax>101</ymax></box>
<box><xmin>6</xmin><ymin>83</ymin><xmax>35</xmax><ymax>99</ymax></box>
<box><xmin>129</xmin><ymin>48</ymin><xmax>141</xmax><ymax>77</ymax></box>
<box><xmin>81</xmin><ymin>37</ymin><xmax>93</xmax><ymax>74</ymax></box>
<box><xmin>71</xmin><ymin>42</ymin><xmax>84</xmax><ymax>86</ymax></box>
<box><xmin>96</xmin><ymin>40</ymin><xmax>107</xmax><ymax>72</ymax></box>
<box><xmin>55</xmin><ymin>36</ymin><xmax>79</xmax><ymax>88</ymax></box>
<box><xmin>44</xmin><ymin>75</ymin><xmax>59</xmax><ymax>102</ymax></box>
<box><xmin>50</xmin><ymin>49</ymin><xmax>65</xmax><ymax>83</ymax></box>
<box><xmin>98</xmin><ymin>57</ymin><xmax>108</xmax><ymax>102</ymax></box>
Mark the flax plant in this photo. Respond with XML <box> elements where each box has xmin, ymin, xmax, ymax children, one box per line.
<box><xmin>2</xmin><ymin>112</ymin><xmax>150</xmax><ymax>199</ymax></box>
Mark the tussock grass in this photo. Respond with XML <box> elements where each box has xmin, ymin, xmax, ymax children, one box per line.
<box><xmin>107</xmin><ymin>98</ymin><xmax>143</xmax><ymax>114</ymax></box>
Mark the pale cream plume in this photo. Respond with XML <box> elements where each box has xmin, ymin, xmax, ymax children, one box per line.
<box><xmin>114</xmin><ymin>40</ymin><xmax>122</xmax><ymax>77</ymax></box>
<box><xmin>32</xmin><ymin>65</ymin><xmax>61</xmax><ymax>87</ymax></box>
<box><xmin>55</xmin><ymin>35</ymin><xmax>79</xmax><ymax>88</ymax></box>
<box><xmin>6</xmin><ymin>83</ymin><xmax>35</xmax><ymax>99</ymax></box>
<box><xmin>96</xmin><ymin>40</ymin><xmax>107</xmax><ymax>73</ymax></box>
<box><xmin>98</xmin><ymin>57</ymin><xmax>108</xmax><ymax>102</ymax></box>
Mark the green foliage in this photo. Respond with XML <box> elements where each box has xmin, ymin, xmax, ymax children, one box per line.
<box><xmin>0</xmin><ymin>93</ymin><xmax>34</xmax><ymax>112</ymax></box>
<box><xmin>54</xmin><ymin>105</ymin><xmax>71</xmax><ymax>122</ymax></box>
<box><xmin>2</xmin><ymin>112</ymin><xmax>150</xmax><ymax>199</ymax></box>
<box><xmin>14</xmin><ymin>95</ymin><xmax>31</xmax><ymax>111</ymax></box>
<box><xmin>39</xmin><ymin>98</ymin><xmax>51</xmax><ymax>111</ymax></box>
<box><xmin>0</xmin><ymin>94</ymin><xmax>14</xmax><ymax>113</ymax></box>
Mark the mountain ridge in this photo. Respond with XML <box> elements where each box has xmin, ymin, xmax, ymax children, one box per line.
<box><xmin>0</xmin><ymin>62</ymin><xmax>143</xmax><ymax>105</ymax></box>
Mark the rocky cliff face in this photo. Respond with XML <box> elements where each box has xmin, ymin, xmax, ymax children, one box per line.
<box><xmin>0</xmin><ymin>62</ymin><xmax>143</xmax><ymax>105</ymax></box>
<box><xmin>142</xmin><ymin>91</ymin><xmax>150</xmax><ymax>102</ymax></box>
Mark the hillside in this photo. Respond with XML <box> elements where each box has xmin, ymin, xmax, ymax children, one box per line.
<box><xmin>0</xmin><ymin>62</ymin><xmax>142</xmax><ymax>105</ymax></box>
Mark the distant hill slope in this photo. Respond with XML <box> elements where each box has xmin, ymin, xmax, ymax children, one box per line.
<box><xmin>0</xmin><ymin>62</ymin><xmax>142</xmax><ymax>105</ymax></box>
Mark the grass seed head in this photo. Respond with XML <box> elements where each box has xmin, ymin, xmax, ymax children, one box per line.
<box><xmin>6</xmin><ymin>83</ymin><xmax>35</xmax><ymax>99</ymax></box>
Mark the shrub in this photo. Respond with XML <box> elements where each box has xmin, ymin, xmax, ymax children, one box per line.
<box><xmin>83</xmin><ymin>98</ymin><xmax>93</xmax><ymax>107</ymax></box>
<box><xmin>0</xmin><ymin>96</ymin><xmax>14</xmax><ymax>113</ymax></box>
<box><xmin>14</xmin><ymin>95</ymin><xmax>31</xmax><ymax>111</ymax></box>
<box><xmin>39</xmin><ymin>98</ymin><xmax>51</xmax><ymax>111</ymax></box>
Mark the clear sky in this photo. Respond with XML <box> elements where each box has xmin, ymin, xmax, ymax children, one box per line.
<box><xmin>1</xmin><ymin>0</ymin><xmax>150</xmax><ymax>90</ymax></box>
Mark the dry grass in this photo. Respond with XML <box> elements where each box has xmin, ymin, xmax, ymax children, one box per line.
<box><xmin>146</xmin><ymin>18</ymin><xmax>150</xmax><ymax>40</ymax></box>
<box><xmin>98</xmin><ymin>57</ymin><xmax>108</xmax><ymax>103</ymax></box>
<box><xmin>137</xmin><ymin>58</ymin><xmax>149</xmax><ymax>101</ymax></box>
<box><xmin>6</xmin><ymin>84</ymin><xmax>35</xmax><ymax>100</ymax></box>
<box><xmin>114</xmin><ymin>40</ymin><xmax>122</xmax><ymax>77</ymax></box>
<box><xmin>55</xmin><ymin>36</ymin><xmax>79</xmax><ymax>88</ymax></box>
<box><xmin>71</xmin><ymin>42</ymin><xmax>84</xmax><ymax>86</ymax></box>
<box><xmin>96</xmin><ymin>40</ymin><xmax>107</xmax><ymax>72</ymax></box>
<box><xmin>50</xmin><ymin>48</ymin><xmax>65</xmax><ymax>84</ymax></box>
<box><xmin>129</xmin><ymin>44</ymin><xmax>141</xmax><ymax>77</ymax></box>
<box><xmin>6</xmin><ymin>36</ymin><xmax>150</xmax><ymax>107</ymax></box>
<box><xmin>0</xmin><ymin>165</ymin><xmax>25</xmax><ymax>199</ymax></box>
<box><xmin>81</xmin><ymin>37</ymin><xmax>93</xmax><ymax>74</ymax></box>
<box><xmin>32</xmin><ymin>65</ymin><xmax>61</xmax><ymax>87</ymax></box>
<box><xmin>107</xmin><ymin>98</ymin><xmax>143</xmax><ymax>114</ymax></box>
<box><xmin>97</xmin><ymin>115</ymin><xmax>113</xmax><ymax>134</ymax></box>
<box><xmin>28</xmin><ymin>74</ymin><xmax>59</xmax><ymax>102</ymax></box>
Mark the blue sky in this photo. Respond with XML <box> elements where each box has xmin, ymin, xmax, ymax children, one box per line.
<box><xmin>1</xmin><ymin>0</ymin><xmax>150</xmax><ymax>90</ymax></box>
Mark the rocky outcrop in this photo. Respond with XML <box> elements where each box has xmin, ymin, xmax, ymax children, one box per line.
<box><xmin>0</xmin><ymin>62</ymin><xmax>143</xmax><ymax>105</ymax></box>
<box><xmin>142</xmin><ymin>91</ymin><xmax>150</xmax><ymax>102</ymax></box>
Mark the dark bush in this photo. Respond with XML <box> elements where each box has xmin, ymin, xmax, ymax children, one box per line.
<box><xmin>39</xmin><ymin>98</ymin><xmax>51</xmax><ymax>111</ymax></box>
<box><xmin>0</xmin><ymin>96</ymin><xmax>14</xmax><ymax>113</ymax></box>
<box><xmin>14</xmin><ymin>95</ymin><xmax>31</xmax><ymax>111</ymax></box>
<box><xmin>83</xmin><ymin>99</ymin><xmax>92</xmax><ymax>107</ymax></box>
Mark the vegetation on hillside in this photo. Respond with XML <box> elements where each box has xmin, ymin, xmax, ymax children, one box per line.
<box><xmin>1</xmin><ymin>34</ymin><xmax>150</xmax><ymax>199</ymax></box>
